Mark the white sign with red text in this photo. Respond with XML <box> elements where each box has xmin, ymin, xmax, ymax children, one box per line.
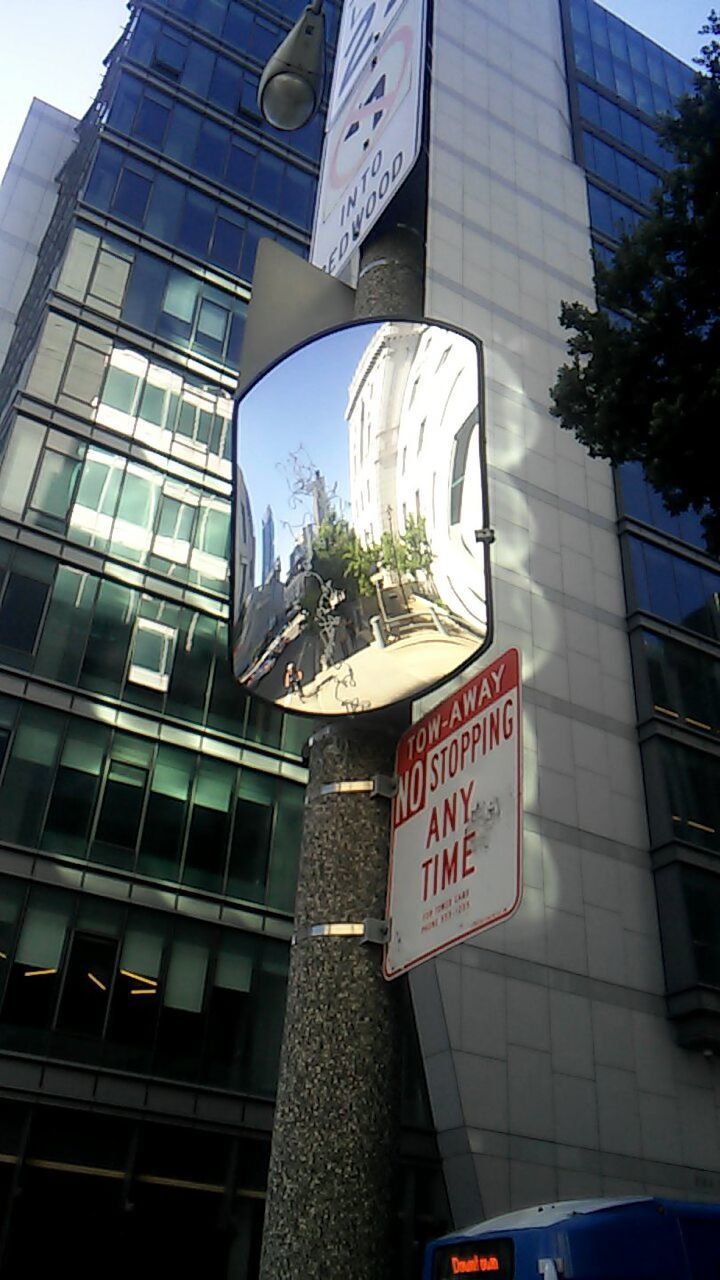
<box><xmin>384</xmin><ymin>650</ymin><xmax>523</xmax><ymax>980</ymax></box>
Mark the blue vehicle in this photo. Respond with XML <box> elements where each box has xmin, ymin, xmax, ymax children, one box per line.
<box><xmin>423</xmin><ymin>1197</ymin><xmax>720</xmax><ymax>1279</ymax></box>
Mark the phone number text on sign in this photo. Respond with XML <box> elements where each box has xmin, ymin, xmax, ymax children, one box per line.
<box><xmin>384</xmin><ymin>650</ymin><xmax>523</xmax><ymax>980</ymax></box>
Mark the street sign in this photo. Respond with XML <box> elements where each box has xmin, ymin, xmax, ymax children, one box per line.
<box><xmin>384</xmin><ymin>649</ymin><xmax>522</xmax><ymax>980</ymax></box>
<box><xmin>327</xmin><ymin>0</ymin><xmax>412</xmax><ymax>128</ymax></box>
<box><xmin>310</xmin><ymin>0</ymin><xmax>426</xmax><ymax>278</ymax></box>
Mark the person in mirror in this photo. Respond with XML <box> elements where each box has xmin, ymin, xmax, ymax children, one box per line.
<box><xmin>284</xmin><ymin>661</ymin><xmax>304</xmax><ymax>698</ymax></box>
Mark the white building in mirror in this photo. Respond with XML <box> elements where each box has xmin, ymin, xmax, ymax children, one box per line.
<box><xmin>346</xmin><ymin>322</ymin><xmax>487</xmax><ymax>635</ymax></box>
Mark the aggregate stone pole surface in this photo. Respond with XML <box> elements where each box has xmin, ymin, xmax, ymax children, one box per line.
<box><xmin>259</xmin><ymin>720</ymin><xmax>405</xmax><ymax>1280</ymax></box>
<box><xmin>258</xmin><ymin>223</ymin><xmax>425</xmax><ymax>1280</ymax></box>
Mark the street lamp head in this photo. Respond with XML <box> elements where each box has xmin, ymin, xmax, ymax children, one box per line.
<box><xmin>258</xmin><ymin>4</ymin><xmax>326</xmax><ymax>131</ymax></box>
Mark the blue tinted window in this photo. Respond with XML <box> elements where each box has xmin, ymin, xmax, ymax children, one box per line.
<box><xmin>210</xmin><ymin>216</ymin><xmax>243</xmax><ymax>272</ymax></box>
<box><xmin>618</xmin><ymin>463</ymin><xmax>711</xmax><ymax>551</ymax></box>
<box><xmin>283</xmin><ymin>167</ymin><xmax>314</xmax><ymax>229</ymax></box>
<box><xmin>620</xmin><ymin>111</ymin><xmax>643</xmax><ymax>152</ymax></box>
<box><xmin>626</xmin><ymin>29</ymin><xmax>649</xmax><ymax>76</ymax></box>
<box><xmin>183</xmin><ymin>42</ymin><xmax>214</xmax><ymax>97</ymax></box>
<box><xmin>123</xmin><ymin>254</ymin><xmax>169</xmax><ymax>331</ymax></box>
<box><xmin>628</xmin><ymin>537</ymin><xmax>720</xmax><ymax>640</ymax></box>
<box><xmin>196</xmin><ymin>299</ymin><xmax>229</xmax><ymax>357</ymax></box>
<box><xmin>113</xmin><ymin>168</ymin><xmax>152</xmax><ymax>224</ymax></box>
<box><xmin>165</xmin><ymin>103</ymin><xmax>200</xmax><ymax>166</ymax></box>
<box><xmin>613</xmin><ymin>61</ymin><xmax>635</xmax><ymax>102</ymax></box>
<box><xmin>85</xmin><ymin>146</ymin><xmax>122</xmax><ymax>209</ymax></box>
<box><xmin>134</xmin><ymin>94</ymin><xmax>170</xmax><ymax>147</ymax></box>
<box><xmin>109</xmin><ymin>79</ymin><xmax>141</xmax><ymax>134</ymax></box>
<box><xmin>201</xmin><ymin>0</ymin><xmax>225</xmax><ymax>35</ymax></box>
<box><xmin>177</xmin><ymin>191</ymin><xmax>214</xmax><ymax>258</ymax></box>
<box><xmin>195</xmin><ymin>120</ymin><xmax>227</xmax><ymax>180</ymax></box>
<box><xmin>210</xmin><ymin>57</ymin><xmax>242</xmax><ymax>112</ymax></box>
<box><xmin>254</xmin><ymin>153</ymin><xmax>283</xmax><ymax>207</ymax></box>
<box><xmin>577</xmin><ymin>83</ymin><xmax>600</xmax><ymax>125</ymax></box>
<box><xmin>153</xmin><ymin>31</ymin><xmax>188</xmax><ymax>77</ymax></box>
<box><xmin>598</xmin><ymin>95</ymin><xmax>621</xmax><ymax>136</ymax></box>
<box><xmin>223</xmin><ymin>2</ymin><xmax>250</xmax><ymax>47</ymax></box>
<box><xmin>129</xmin><ymin>11</ymin><xmax>161</xmax><ymax>65</ymax></box>
<box><xmin>250</xmin><ymin>17</ymin><xmax>282</xmax><ymax>63</ymax></box>
<box><xmin>145</xmin><ymin>172</ymin><xmax>182</xmax><ymax>243</ymax></box>
<box><xmin>607</xmin><ymin>15</ymin><xmax>628</xmax><ymax>62</ymax></box>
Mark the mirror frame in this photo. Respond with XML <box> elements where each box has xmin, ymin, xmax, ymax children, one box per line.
<box><xmin>229</xmin><ymin>315</ymin><xmax>494</xmax><ymax>717</ymax></box>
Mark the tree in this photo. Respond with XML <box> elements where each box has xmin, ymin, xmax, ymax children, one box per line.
<box><xmin>550</xmin><ymin>14</ymin><xmax>720</xmax><ymax>550</ymax></box>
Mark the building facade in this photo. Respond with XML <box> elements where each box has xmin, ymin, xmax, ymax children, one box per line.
<box><xmin>0</xmin><ymin>1</ymin><xmax>445</xmax><ymax>1275</ymax></box>
<box><xmin>407</xmin><ymin>0</ymin><xmax>720</xmax><ymax>1230</ymax></box>
<box><xmin>0</xmin><ymin>99</ymin><xmax>78</xmax><ymax>368</ymax></box>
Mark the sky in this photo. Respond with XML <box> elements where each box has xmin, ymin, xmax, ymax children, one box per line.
<box><xmin>0</xmin><ymin>0</ymin><xmax>713</xmax><ymax>179</ymax></box>
<box><xmin>239</xmin><ymin>322</ymin><xmax>377</xmax><ymax>582</ymax></box>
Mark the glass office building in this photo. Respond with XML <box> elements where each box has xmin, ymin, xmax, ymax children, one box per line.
<box><xmin>562</xmin><ymin>0</ymin><xmax>720</xmax><ymax>1050</ymax></box>
<box><xmin>0</xmin><ymin>1</ymin><xmax>446</xmax><ymax>1274</ymax></box>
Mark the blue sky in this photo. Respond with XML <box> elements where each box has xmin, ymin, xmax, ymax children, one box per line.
<box><xmin>0</xmin><ymin>0</ymin><xmax>713</xmax><ymax>179</ymax></box>
<box><xmin>239</xmin><ymin>322</ymin><xmax>377</xmax><ymax>582</ymax></box>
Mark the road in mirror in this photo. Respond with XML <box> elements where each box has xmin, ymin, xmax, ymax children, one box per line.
<box><xmin>232</xmin><ymin>320</ymin><xmax>489</xmax><ymax>714</ymax></box>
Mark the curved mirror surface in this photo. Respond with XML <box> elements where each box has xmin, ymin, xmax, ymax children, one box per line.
<box><xmin>232</xmin><ymin>320</ymin><xmax>489</xmax><ymax>714</ymax></box>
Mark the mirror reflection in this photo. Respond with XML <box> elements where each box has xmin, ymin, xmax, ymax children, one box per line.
<box><xmin>232</xmin><ymin>320</ymin><xmax>490</xmax><ymax>714</ymax></box>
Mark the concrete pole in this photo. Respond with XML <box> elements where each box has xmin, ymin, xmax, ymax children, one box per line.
<box><xmin>258</xmin><ymin>224</ymin><xmax>424</xmax><ymax>1280</ymax></box>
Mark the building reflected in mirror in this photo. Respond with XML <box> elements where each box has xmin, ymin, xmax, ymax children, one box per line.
<box><xmin>232</xmin><ymin>320</ymin><xmax>491</xmax><ymax>714</ymax></box>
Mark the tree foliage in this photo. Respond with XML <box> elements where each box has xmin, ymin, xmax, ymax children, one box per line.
<box><xmin>550</xmin><ymin>13</ymin><xmax>720</xmax><ymax>549</ymax></box>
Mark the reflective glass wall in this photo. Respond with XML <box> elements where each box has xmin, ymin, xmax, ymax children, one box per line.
<box><xmin>563</xmin><ymin>0</ymin><xmax>720</xmax><ymax>1046</ymax></box>
<box><xmin>0</xmin><ymin>0</ymin><xmax>448</xmax><ymax>1270</ymax></box>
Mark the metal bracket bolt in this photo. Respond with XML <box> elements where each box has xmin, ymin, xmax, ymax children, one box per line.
<box><xmin>292</xmin><ymin>918</ymin><xmax>390</xmax><ymax>946</ymax></box>
<box><xmin>308</xmin><ymin>774</ymin><xmax>398</xmax><ymax>803</ymax></box>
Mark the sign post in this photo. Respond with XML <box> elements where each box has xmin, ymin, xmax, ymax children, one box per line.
<box><xmin>385</xmin><ymin>650</ymin><xmax>522</xmax><ymax>979</ymax></box>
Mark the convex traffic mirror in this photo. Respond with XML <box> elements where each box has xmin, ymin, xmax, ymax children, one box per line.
<box><xmin>232</xmin><ymin>319</ymin><xmax>492</xmax><ymax>715</ymax></box>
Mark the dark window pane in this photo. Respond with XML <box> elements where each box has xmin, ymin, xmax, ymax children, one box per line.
<box><xmin>137</xmin><ymin>746</ymin><xmax>191</xmax><ymax>881</ymax></box>
<box><xmin>84</xmin><ymin>147</ymin><xmax>122</xmax><ymax>211</ymax></box>
<box><xmin>34</xmin><ymin>566</ymin><xmax>95</xmax><ymax>685</ymax></box>
<box><xmin>195</xmin><ymin>120</ymin><xmax>228</xmax><ymax>180</ymax></box>
<box><xmin>183</xmin><ymin>762</ymin><xmax>233</xmax><ymax>892</ymax></box>
<box><xmin>153</xmin><ymin>31</ymin><xmax>188</xmax><ymax>77</ymax></box>
<box><xmin>209</xmin><ymin>216</ymin><xmax>243</xmax><ymax>271</ymax></box>
<box><xmin>210</xmin><ymin>57</ymin><xmax>242</xmax><ymax>111</ymax></box>
<box><xmin>165</xmin><ymin>103</ymin><xmax>201</xmax><ymax>166</ymax></box>
<box><xmin>134</xmin><ymin>95</ymin><xmax>170</xmax><ymax>147</ymax></box>
<box><xmin>177</xmin><ymin>192</ymin><xmax>214</xmax><ymax>258</ymax></box>
<box><xmin>56</xmin><ymin>933</ymin><xmax>116</xmax><ymax>1036</ymax></box>
<box><xmin>0</xmin><ymin>708</ymin><xmax>62</xmax><ymax>847</ymax></box>
<box><xmin>182</xmin><ymin>42</ymin><xmax>213</xmax><ymax>97</ymax></box>
<box><xmin>80</xmin><ymin>580</ymin><xmax>135</xmax><ymax>697</ymax></box>
<box><xmin>93</xmin><ymin>760</ymin><xmax>148</xmax><ymax>869</ymax></box>
<box><xmin>113</xmin><ymin>168</ymin><xmax>152</xmax><ymax>224</ymax></box>
<box><xmin>0</xmin><ymin>574</ymin><xmax>48</xmax><ymax>652</ymax></box>
<box><xmin>122</xmin><ymin>253</ymin><xmax>168</xmax><ymax>332</ymax></box>
<box><xmin>42</xmin><ymin>723</ymin><xmax>107</xmax><ymax>857</ymax></box>
<box><xmin>228</xmin><ymin>795</ymin><xmax>273</xmax><ymax>901</ymax></box>
<box><xmin>166</xmin><ymin>612</ymin><xmax>214</xmax><ymax>720</ymax></box>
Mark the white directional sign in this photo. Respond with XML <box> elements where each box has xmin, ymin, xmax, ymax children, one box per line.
<box><xmin>327</xmin><ymin>0</ymin><xmax>411</xmax><ymax>128</ymax></box>
<box><xmin>384</xmin><ymin>650</ymin><xmax>523</xmax><ymax>980</ymax></box>
<box><xmin>310</xmin><ymin>0</ymin><xmax>426</xmax><ymax>279</ymax></box>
